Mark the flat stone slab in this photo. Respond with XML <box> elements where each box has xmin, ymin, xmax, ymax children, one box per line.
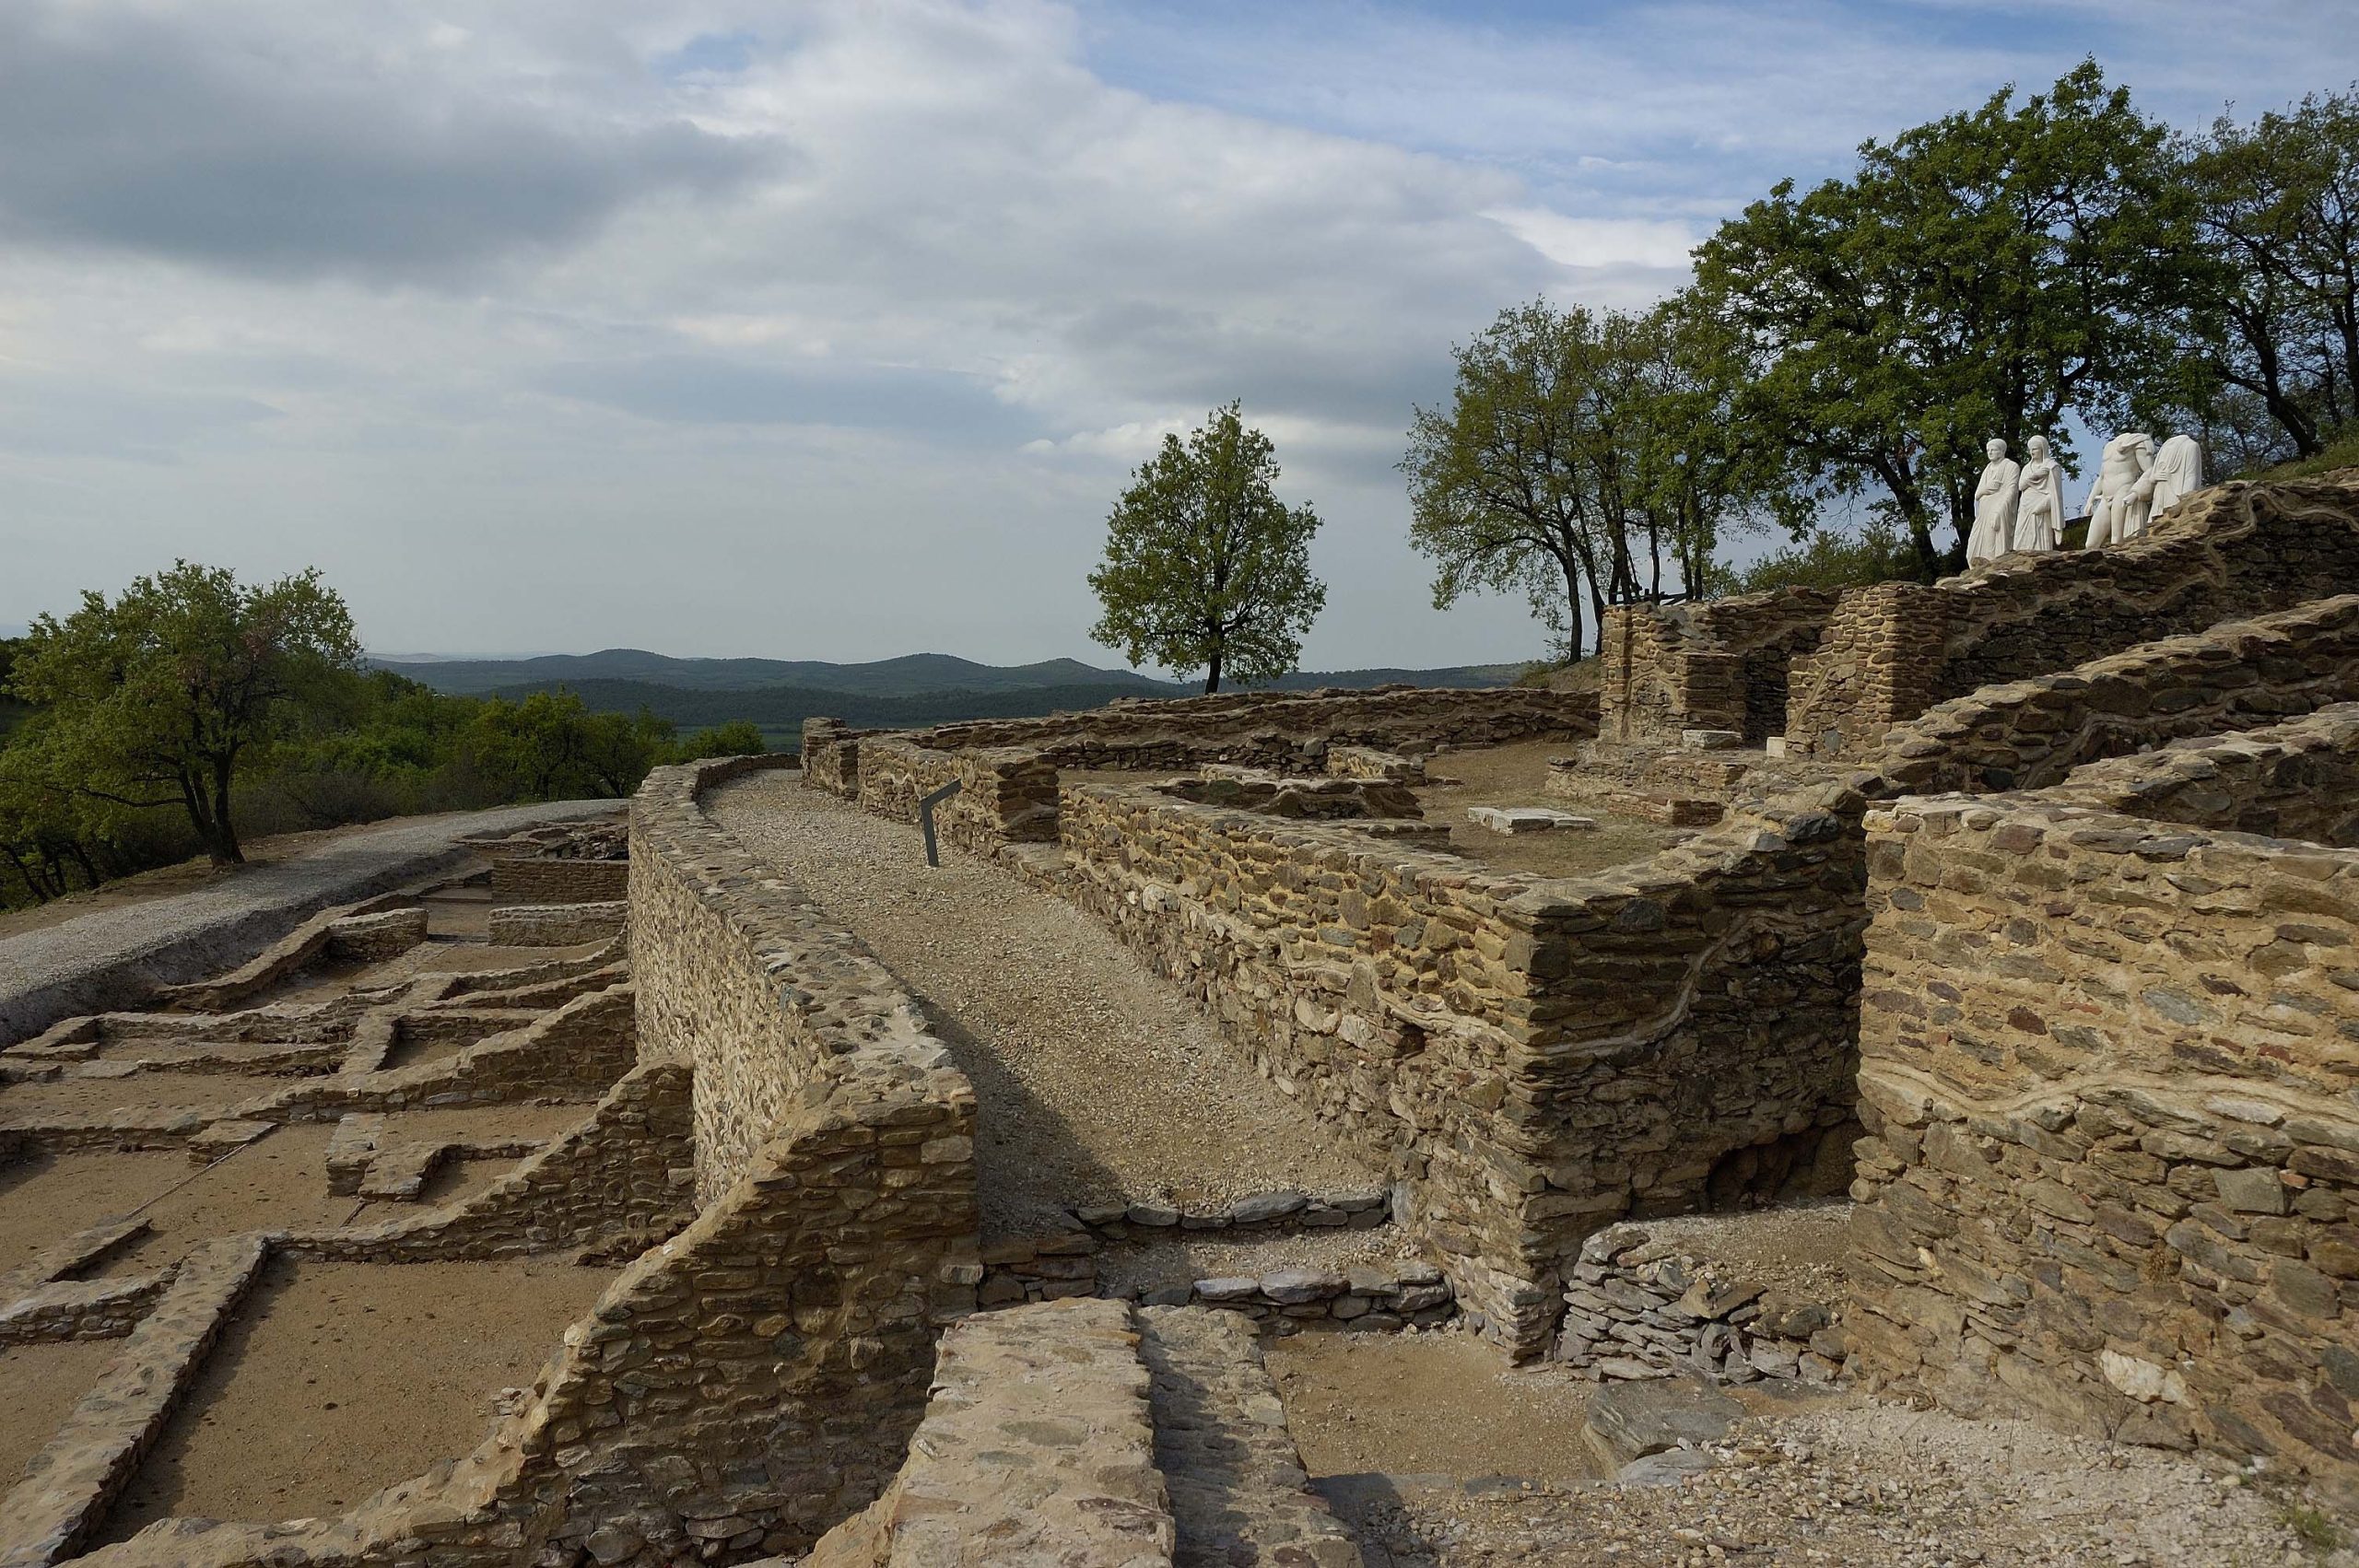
<box><xmin>1579</xmin><ymin>1375</ymin><xmax>1743</xmax><ymax>1469</ymax></box>
<box><xmin>1465</xmin><ymin>806</ymin><xmax>1596</xmax><ymax>836</ymax></box>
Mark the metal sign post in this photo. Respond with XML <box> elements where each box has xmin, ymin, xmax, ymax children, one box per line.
<box><xmin>918</xmin><ymin>778</ymin><xmax>962</xmax><ymax>868</ymax></box>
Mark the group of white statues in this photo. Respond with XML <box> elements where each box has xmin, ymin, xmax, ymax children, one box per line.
<box><xmin>1966</xmin><ymin>430</ymin><xmax>2204</xmax><ymax>568</ymax></box>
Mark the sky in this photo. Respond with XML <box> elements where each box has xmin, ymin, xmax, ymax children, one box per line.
<box><xmin>3</xmin><ymin>1</ymin><xmax>2356</xmax><ymax>672</ymax></box>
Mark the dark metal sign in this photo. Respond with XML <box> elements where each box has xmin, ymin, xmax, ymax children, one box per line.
<box><xmin>919</xmin><ymin>778</ymin><xmax>963</xmax><ymax>868</ymax></box>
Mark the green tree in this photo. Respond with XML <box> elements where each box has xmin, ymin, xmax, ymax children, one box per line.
<box><xmin>2182</xmin><ymin>89</ymin><xmax>2359</xmax><ymax>462</ymax></box>
<box><xmin>1692</xmin><ymin>61</ymin><xmax>2197</xmax><ymax>579</ymax></box>
<box><xmin>1088</xmin><ymin>402</ymin><xmax>1326</xmax><ymax>693</ymax></box>
<box><xmin>4</xmin><ymin>563</ymin><xmax>360</xmax><ymax>866</ymax></box>
<box><xmin>463</xmin><ymin>690</ymin><xmax>672</xmax><ymax>802</ymax></box>
<box><xmin>1403</xmin><ymin>299</ymin><xmax>1762</xmax><ymax>657</ymax></box>
<box><xmin>664</xmin><ymin>720</ymin><xmax>768</xmax><ymax>764</ymax></box>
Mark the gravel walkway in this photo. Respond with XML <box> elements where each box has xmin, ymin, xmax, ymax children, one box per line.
<box><xmin>0</xmin><ymin>801</ymin><xmax>621</xmax><ymax>1047</ymax></box>
<box><xmin>708</xmin><ymin>773</ymin><xmax>1381</xmax><ymax>1235</ymax></box>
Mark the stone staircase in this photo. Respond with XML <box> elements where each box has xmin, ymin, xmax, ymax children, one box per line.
<box><xmin>792</xmin><ymin>1297</ymin><xmax>1361</xmax><ymax>1567</ymax></box>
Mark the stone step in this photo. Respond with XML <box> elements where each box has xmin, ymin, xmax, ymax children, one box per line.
<box><xmin>1139</xmin><ymin>1304</ymin><xmax>1364</xmax><ymax>1568</ymax></box>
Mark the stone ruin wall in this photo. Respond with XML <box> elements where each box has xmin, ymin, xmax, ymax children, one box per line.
<box><xmin>1789</xmin><ymin>477</ymin><xmax>2359</xmax><ymax>756</ymax></box>
<box><xmin>910</xmin><ymin>682</ymin><xmax>1599</xmax><ymax>772</ymax></box>
<box><xmin>1052</xmin><ymin>778</ymin><xmax>1868</xmax><ymax>1358</ymax></box>
<box><xmin>82</xmin><ymin>755</ymin><xmax>985</xmax><ymax>1568</ymax></box>
<box><xmin>1847</xmin><ymin>789</ymin><xmax>2359</xmax><ymax>1508</ymax></box>
<box><xmin>2047</xmin><ymin>701</ymin><xmax>2359</xmax><ymax>847</ymax></box>
<box><xmin>1599</xmin><ymin>587</ymin><xmax>1845</xmax><ymax>747</ymax></box>
<box><xmin>1870</xmin><ymin>593</ymin><xmax>2359</xmax><ymax>798</ymax></box>
<box><xmin>851</xmin><ymin>737</ymin><xmax>1058</xmax><ymax>853</ymax></box>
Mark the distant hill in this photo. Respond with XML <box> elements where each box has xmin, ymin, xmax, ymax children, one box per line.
<box><xmin>373</xmin><ymin>647</ymin><xmax>1529</xmax><ymax>702</ymax></box>
<box><xmin>472</xmin><ymin>677</ymin><xmax>1185</xmax><ymax>737</ymax></box>
<box><xmin>372</xmin><ymin>649</ymin><xmax>1187</xmax><ymax>698</ymax></box>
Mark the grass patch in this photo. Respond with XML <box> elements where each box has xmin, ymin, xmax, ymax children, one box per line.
<box><xmin>2277</xmin><ymin>1501</ymin><xmax>2346</xmax><ymax>1552</ymax></box>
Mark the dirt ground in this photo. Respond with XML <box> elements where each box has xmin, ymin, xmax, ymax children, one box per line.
<box><xmin>1630</xmin><ymin>1199</ymin><xmax>1854</xmax><ymax>1298</ymax></box>
<box><xmin>0</xmin><ymin>1071</ymin><xmax>297</xmax><ymax>1120</ymax></box>
<box><xmin>0</xmin><ymin>1338</ymin><xmax>125</xmax><ymax>1489</ymax></box>
<box><xmin>98</xmin><ymin>1255</ymin><xmax>614</xmax><ymax>1540</ymax></box>
<box><xmin>709</xmin><ymin>772</ymin><xmax>1381</xmax><ymax>1235</ymax></box>
<box><xmin>1413</xmin><ymin>742</ymin><xmax>1685</xmax><ymax>880</ymax></box>
<box><xmin>0</xmin><ymin>1150</ymin><xmax>192</xmax><ymax>1274</ymax></box>
<box><xmin>90</xmin><ymin>1126</ymin><xmax>364</xmax><ymax>1274</ymax></box>
<box><xmin>1270</xmin><ymin>1331</ymin><xmax>1607</xmax><ymax>1490</ymax></box>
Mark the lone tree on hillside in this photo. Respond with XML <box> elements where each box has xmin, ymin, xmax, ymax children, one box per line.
<box><xmin>1088</xmin><ymin>402</ymin><xmax>1326</xmax><ymax>694</ymax></box>
<box><xmin>3</xmin><ymin>562</ymin><xmax>361</xmax><ymax>866</ymax></box>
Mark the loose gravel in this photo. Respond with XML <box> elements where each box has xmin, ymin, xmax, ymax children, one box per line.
<box><xmin>708</xmin><ymin>773</ymin><xmax>1382</xmax><ymax>1235</ymax></box>
<box><xmin>1328</xmin><ymin>1392</ymin><xmax>2325</xmax><ymax>1567</ymax></box>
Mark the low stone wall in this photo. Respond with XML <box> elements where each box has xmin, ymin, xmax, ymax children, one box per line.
<box><xmin>912</xmin><ymin>684</ymin><xmax>1598</xmax><ymax>772</ymax></box>
<box><xmin>0</xmin><ymin>1236</ymin><xmax>267</xmax><ymax>1567</ymax></box>
<box><xmin>1550</xmin><ymin>1222</ymin><xmax>1844</xmax><ymax>1385</ymax></box>
<box><xmin>1848</xmin><ymin>792</ymin><xmax>2359</xmax><ymax>1505</ymax></box>
<box><xmin>488</xmin><ymin>858</ymin><xmax>628</xmax><ymax>906</ymax></box>
<box><xmin>1869</xmin><ymin>594</ymin><xmax>2359</xmax><ymax>797</ymax></box>
<box><xmin>803</xmin><ymin>1297</ymin><xmax>1172</xmax><ymax>1567</ymax></box>
<box><xmin>289</xmin><ymin>1059</ymin><xmax>693</xmax><ymax>1262</ymax></box>
<box><xmin>852</xmin><ymin>736</ymin><xmax>1058</xmax><ymax>852</ymax></box>
<box><xmin>484</xmin><ymin>900</ymin><xmax>626</xmax><ymax>946</ymax></box>
<box><xmin>2046</xmin><ymin>700</ymin><xmax>2359</xmax><ymax>847</ymax></box>
<box><xmin>1788</xmin><ymin>477</ymin><xmax>2359</xmax><ymax>756</ymax></box>
<box><xmin>1054</xmin><ymin>778</ymin><xmax>1867</xmax><ymax>1357</ymax></box>
<box><xmin>80</xmin><ymin>755</ymin><xmax>983</xmax><ymax>1568</ymax></box>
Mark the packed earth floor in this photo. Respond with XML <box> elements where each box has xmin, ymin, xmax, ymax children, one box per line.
<box><xmin>708</xmin><ymin>770</ymin><xmax>1385</xmax><ymax>1235</ymax></box>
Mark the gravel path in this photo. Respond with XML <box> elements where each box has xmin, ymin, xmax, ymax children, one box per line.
<box><xmin>709</xmin><ymin>773</ymin><xmax>1381</xmax><ymax>1235</ymax></box>
<box><xmin>0</xmin><ymin>800</ymin><xmax>621</xmax><ymax>1047</ymax></box>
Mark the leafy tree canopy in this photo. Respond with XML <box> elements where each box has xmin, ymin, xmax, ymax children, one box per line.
<box><xmin>4</xmin><ymin>562</ymin><xmax>361</xmax><ymax>866</ymax></box>
<box><xmin>1088</xmin><ymin>402</ymin><xmax>1326</xmax><ymax>693</ymax></box>
<box><xmin>1690</xmin><ymin>59</ymin><xmax>2199</xmax><ymax>579</ymax></box>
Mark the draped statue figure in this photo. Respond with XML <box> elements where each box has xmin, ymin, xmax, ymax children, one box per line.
<box><xmin>2083</xmin><ymin>432</ymin><xmax>2154</xmax><ymax>549</ymax></box>
<box><xmin>1966</xmin><ymin>438</ymin><xmax>2021</xmax><ymax>567</ymax></box>
<box><xmin>2137</xmin><ymin>433</ymin><xmax>2205</xmax><ymax>522</ymax></box>
<box><xmin>2012</xmin><ymin>435</ymin><xmax>2065</xmax><ymax>554</ymax></box>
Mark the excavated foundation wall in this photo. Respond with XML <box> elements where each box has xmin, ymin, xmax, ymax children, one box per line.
<box><xmin>76</xmin><ymin>756</ymin><xmax>983</xmax><ymax>1568</ymax></box>
<box><xmin>2045</xmin><ymin>702</ymin><xmax>2359</xmax><ymax>846</ymax></box>
<box><xmin>1599</xmin><ymin>587</ymin><xmax>1844</xmax><ymax>746</ymax></box>
<box><xmin>1053</xmin><ymin>779</ymin><xmax>1868</xmax><ymax>1358</ymax></box>
<box><xmin>1870</xmin><ymin>595</ymin><xmax>2359</xmax><ymax>797</ymax></box>
<box><xmin>851</xmin><ymin>738</ymin><xmax>1058</xmax><ymax>851</ymax></box>
<box><xmin>1788</xmin><ymin>478</ymin><xmax>2359</xmax><ymax>756</ymax></box>
<box><xmin>910</xmin><ymin>683</ymin><xmax>1598</xmax><ymax>771</ymax></box>
<box><xmin>1848</xmin><ymin>791</ymin><xmax>2359</xmax><ymax>1507</ymax></box>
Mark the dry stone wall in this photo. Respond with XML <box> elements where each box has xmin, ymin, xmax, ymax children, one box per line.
<box><xmin>1601</xmin><ymin>588</ymin><xmax>1844</xmax><ymax>747</ymax></box>
<box><xmin>2046</xmin><ymin>701</ymin><xmax>2359</xmax><ymax>848</ymax></box>
<box><xmin>1848</xmin><ymin>792</ymin><xmax>2359</xmax><ymax>1505</ymax></box>
<box><xmin>851</xmin><ymin>737</ymin><xmax>1059</xmax><ymax>850</ymax></box>
<box><xmin>1869</xmin><ymin>594</ymin><xmax>2359</xmax><ymax>797</ymax></box>
<box><xmin>912</xmin><ymin>685</ymin><xmax>1598</xmax><ymax>772</ymax></box>
<box><xmin>83</xmin><ymin>753</ymin><xmax>985</xmax><ymax>1568</ymax></box>
<box><xmin>1054</xmin><ymin>778</ymin><xmax>1867</xmax><ymax>1356</ymax></box>
<box><xmin>1789</xmin><ymin>478</ymin><xmax>2359</xmax><ymax>756</ymax></box>
<box><xmin>489</xmin><ymin>858</ymin><xmax>628</xmax><ymax>906</ymax></box>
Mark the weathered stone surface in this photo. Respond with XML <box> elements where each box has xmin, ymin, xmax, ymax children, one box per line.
<box><xmin>1579</xmin><ymin>1377</ymin><xmax>1743</xmax><ymax>1469</ymax></box>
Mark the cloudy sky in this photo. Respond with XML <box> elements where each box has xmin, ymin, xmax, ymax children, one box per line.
<box><xmin>3</xmin><ymin>2</ymin><xmax>2354</xmax><ymax>671</ymax></box>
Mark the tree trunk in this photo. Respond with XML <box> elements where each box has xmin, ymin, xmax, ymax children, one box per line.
<box><xmin>1204</xmin><ymin>643</ymin><xmax>1223</xmax><ymax>696</ymax></box>
<box><xmin>205</xmin><ymin>757</ymin><xmax>244</xmax><ymax>867</ymax></box>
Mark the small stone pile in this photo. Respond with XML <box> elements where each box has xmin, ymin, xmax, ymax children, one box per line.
<box><xmin>1552</xmin><ymin>1223</ymin><xmax>1846</xmax><ymax>1385</ymax></box>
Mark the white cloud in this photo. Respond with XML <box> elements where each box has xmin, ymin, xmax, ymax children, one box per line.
<box><xmin>0</xmin><ymin>0</ymin><xmax>2353</xmax><ymax>670</ymax></box>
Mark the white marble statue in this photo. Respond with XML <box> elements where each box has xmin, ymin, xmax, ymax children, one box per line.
<box><xmin>1966</xmin><ymin>438</ymin><xmax>2021</xmax><ymax>567</ymax></box>
<box><xmin>2083</xmin><ymin>431</ymin><xmax>2154</xmax><ymax>549</ymax></box>
<box><xmin>2012</xmin><ymin>435</ymin><xmax>2065</xmax><ymax>554</ymax></box>
<box><xmin>2136</xmin><ymin>433</ymin><xmax>2205</xmax><ymax>522</ymax></box>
